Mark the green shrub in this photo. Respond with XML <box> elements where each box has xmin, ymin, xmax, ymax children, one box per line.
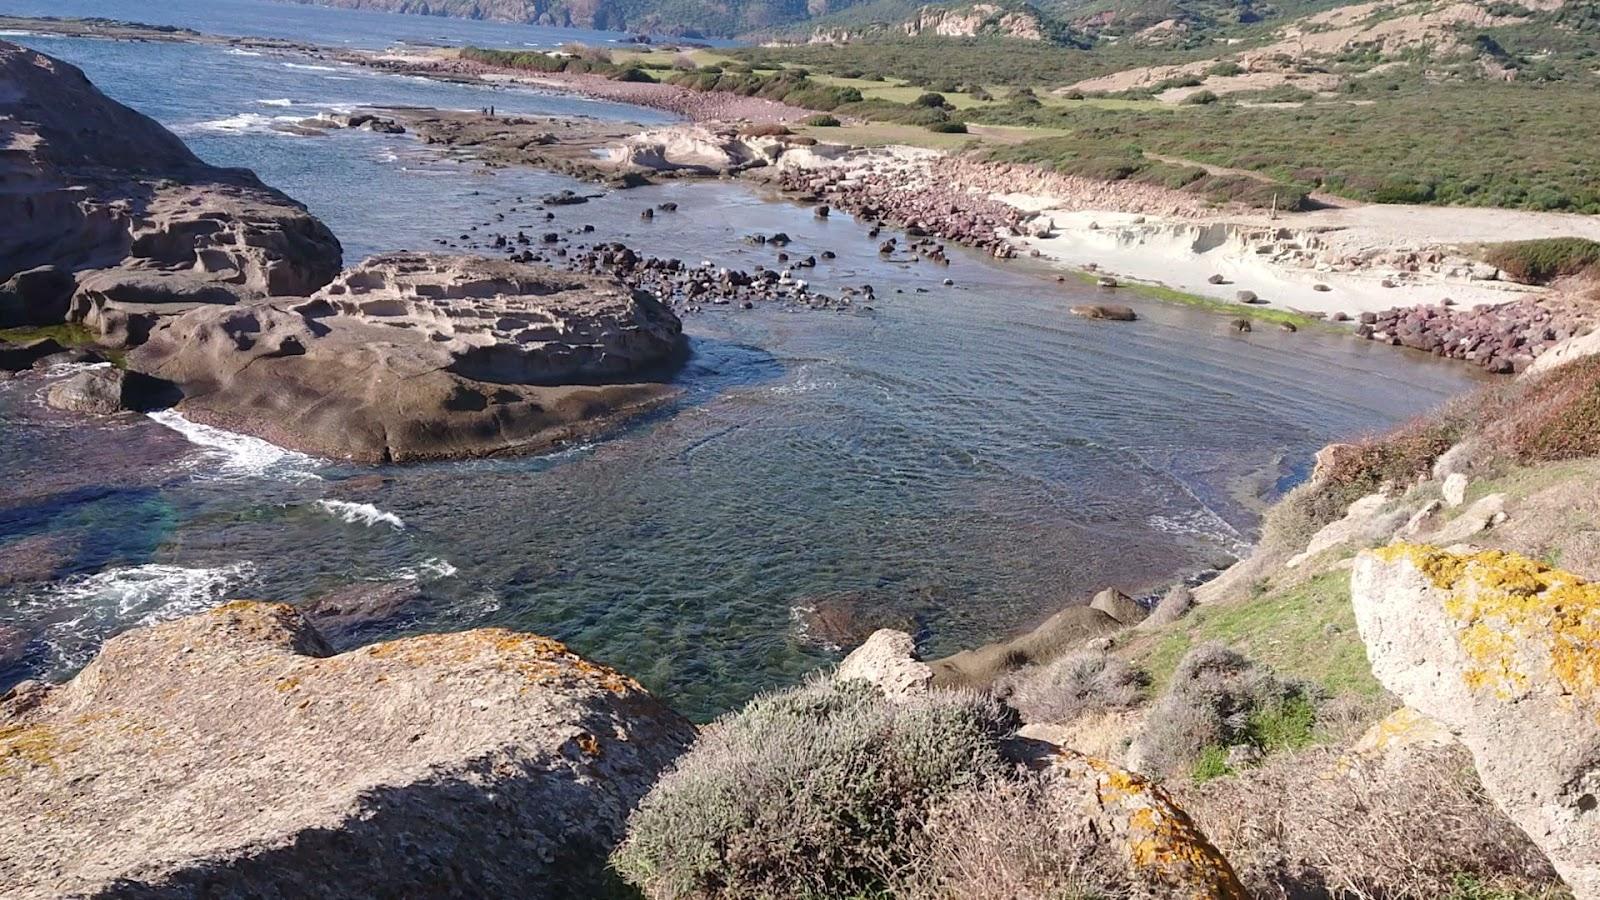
<box><xmin>610</xmin><ymin>67</ymin><xmax>655</xmax><ymax>83</ymax></box>
<box><xmin>612</xmin><ymin>677</ymin><xmax>1015</xmax><ymax>899</ymax></box>
<box><xmin>1130</xmin><ymin>643</ymin><xmax>1318</xmax><ymax>779</ymax></box>
<box><xmin>927</xmin><ymin>120</ymin><xmax>968</xmax><ymax>133</ymax></box>
<box><xmin>1183</xmin><ymin>90</ymin><xmax>1220</xmax><ymax>105</ymax></box>
<box><xmin>1482</xmin><ymin>237</ymin><xmax>1600</xmax><ymax>284</ymax></box>
<box><xmin>803</xmin><ymin>113</ymin><xmax>841</xmax><ymax>127</ymax></box>
<box><xmin>913</xmin><ymin>91</ymin><xmax>949</xmax><ymax>107</ymax></box>
<box><xmin>1208</xmin><ymin>60</ymin><xmax>1245</xmax><ymax>77</ymax></box>
<box><xmin>1191</xmin><ymin>744</ymin><xmax>1233</xmax><ymax>782</ymax></box>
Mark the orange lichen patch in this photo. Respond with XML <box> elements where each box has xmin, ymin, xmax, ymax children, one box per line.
<box><xmin>274</xmin><ymin>676</ymin><xmax>302</xmax><ymax>693</ymax></box>
<box><xmin>0</xmin><ymin>723</ymin><xmax>68</xmax><ymax>777</ymax></box>
<box><xmin>1377</xmin><ymin>544</ymin><xmax>1600</xmax><ymax>701</ymax></box>
<box><xmin>1072</xmin><ymin>752</ymin><xmax>1247</xmax><ymax>900</ymax></box>
<box><xmin>363</xmin><ymin>629</ymin><xmax>642</xmax><ymax>695</ymax></box>
<box><xmin>576</xmin><ymin>733</ymin><xmax>602</xmax><ymax>757</ymax></box>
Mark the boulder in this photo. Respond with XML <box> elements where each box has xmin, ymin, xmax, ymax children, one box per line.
<box><xmin>835</xmin><ymin>629</ymin><xmax>933</xmax><ymax>699</ymax></box>
<box><xmin>1070</xmin><ymin>304</ymin><xmax>1138</xmax><ymax>321</ymax></box>
<box><xmin>0</xmin><ymin>601</ymin><xmax>695</xmax><ymax>898</ymax></box>
<box><xmin>1138</xmin><ymin>583</ymin><xmax>1194</xmax><ymax>630</ymax></box>
<box><xmin>43</xmin><ymin>366</ymin><xmax>127</xmax><ymax>414</ymax></box>
<box><xmin>1352</xmin><ymin>545</ymin><xmax>1600</xmax><ymax>897</ymax></box>
<box><xmin>0</xmin><ymin>42</ymin><xmax>341</xmax><ymax>340</ymax></box>
<box><xmin>300</xmin><ymin>579</ymin><xmax>427</xmax><ymax>645</ymax></box>
<box><xmin>1089</xmin><ymin>587</ymin><xmax>1148</xmax><ymax>625</ymax></box>
<box><xmin>1028</xmin><ymin>749</ymin><xmax>1248</xmax><ymax>899</ymax></box>
<box><xmin>1442</xmin><ymin>471</ymin><xmax>1469</xmax><ymax>508</ymax></box>
<box><xmin>0</xmin><ymin>338</ymin><xmax>66</xmax><ymax>371</ymax></box>
<box><xmin>126</xmin><ymin>253</ymin><xmax>688</xmax><ymax>462</ymax></box>
<box><xmin>930</xmin><ymin>605</ymin><xmax>1123</xmax><ymax>687</ymax></box>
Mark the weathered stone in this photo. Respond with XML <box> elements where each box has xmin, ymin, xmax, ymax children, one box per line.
<box><xmin>1442</xmin><ymin>471</ymin><xmax>1469</xmax><ymax>508</ymax></box>
<box><xmin>1089</xmin><ymin>587</ymin><xmax>1147</xmax><ymax>625</ymax></box>
<box><xmin>1352</xmin><ymin>546</ymin><xmax>1600</xmax><ymax>897</ymax></box>
<box><xmin>43</xmin><ymin>366</ymin><xmax>126</xmax><ymax>415</ymax></box>
<box><xmin>0</xmin><ymin>602</ymin><xmax>695</xmax><ymax>898</ymax></box>
<box><xmin>127</xmin><ymin>253</ymin><xmax>688</xmax><ymax>462</ymax></box>
<box><xmin>835</xmin><ymin>628</ymin><xmax>933</xmax><ymax>699</ymax></box>
<box><xmin>1070</xmin><ymin>303</ymin><xmax>1137</xmax><ymax>321</ymax></box>
<box><xmin>1028</xmin><ymin>749</ymin><xmax>1248</xmax><ymax>899</ymax></box>
<box><xmin>0</xmin><ymin>42</ymin><xmax>342</xmax><ymax>339</ymax></box>
<box><xmin>1138</xmin><ymin>583</ymin><xmax>1194</xmax><ymax>630</ymax></box>
<box><xmin>300</xmin><ymin>580</ymin><xmax>427</xmax><ymax>645</ymax></box>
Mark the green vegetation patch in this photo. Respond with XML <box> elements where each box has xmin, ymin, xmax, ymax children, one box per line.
<box><xmin>1481</xmin><ymin>237</ymin><xmax>1600</xmax><ymax>285</ymax></box>
<box><xmin>1130</xmin><ymin>570</ymin><xmax>1380</xmax><ymax>699</ymax></box>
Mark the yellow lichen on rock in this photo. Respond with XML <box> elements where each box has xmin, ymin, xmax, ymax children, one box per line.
<box><xmin>1375</xmin><ymin>544</ymin><xmax>1600</xmax><ymax>702</ymax></box>
<box><xmin>1067</xmin><ymin>751</ymin><xmax>1248</xmax><ymax>900</ymax></box>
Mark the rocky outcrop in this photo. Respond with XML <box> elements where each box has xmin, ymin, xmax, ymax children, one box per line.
<box><xmin>0</xmin><ymin>41</ymin><xmax>341</xmax><ymax>339</ymax></box>
<box><xmin>126</xmin><ymin>253</ymin><xmax>688</xmax><ymax>462</ymax></box>
<box><xmin>1357</xmin><ymin>299</ymin><xmax>1586</xmax><ymax>373</ymax></box>
<box><xmin>1352</xmin><ymin>545</ymin><xmax>1600</xmax><ymax>897</ymax></box>
<box><xmin>0</xmin><ymin>601</ymin><xmax>695</xmax><ymax>899</ymax></box>
<box><xmin>836</xmin><ymin>629</ymin><xmax>934</xmax><ymax>699</ymax></box>
<box><xmin>900</xmin><ymin>2</ymin><xmax>1047</xmax><ymax>39</ymax></box>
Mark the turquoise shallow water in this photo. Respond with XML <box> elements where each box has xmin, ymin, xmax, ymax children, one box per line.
<box><xmin>0</xmin><ymin>6</ymin><xmax>1480</xmax><ymax>719</ymax></box>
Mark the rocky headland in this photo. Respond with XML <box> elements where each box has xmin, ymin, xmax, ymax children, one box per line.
<box><xmin>0</xmin><ymin>40</ymin><xmax>342</xmax><ymax>340</ymax></box>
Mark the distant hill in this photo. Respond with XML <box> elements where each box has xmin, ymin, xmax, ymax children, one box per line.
<box><xmin>268</xmin><ymin>0</ymin><xmax>888</xmax><ymax>38</ymax></box>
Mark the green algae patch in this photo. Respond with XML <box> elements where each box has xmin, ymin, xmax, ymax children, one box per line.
<box><xmin>1063</xmin><ymin>270</ymin><xmax>1324</xmax><ymax>329</ymax></box>
<box><xmin>1378</xmin><ymin>544</ymin><xmax>1600</xmax><ymax>702</ymax></box>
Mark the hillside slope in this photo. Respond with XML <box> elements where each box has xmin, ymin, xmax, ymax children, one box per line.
<box><xmin>270</xmin><ymin>0</ymin><xmax>885</xmax><ymax>37</ymax></box>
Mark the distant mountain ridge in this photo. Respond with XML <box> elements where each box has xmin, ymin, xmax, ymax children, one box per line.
<box><xmin>267</xmin><ymin>0</ymin><xmax>887</xmax><ymax>37</ymax></box>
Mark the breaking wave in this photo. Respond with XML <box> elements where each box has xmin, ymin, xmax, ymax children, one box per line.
<box><xmin>315</xmin><ymin>499</ymin><xmax>405</xmax><ymax>530</ymax></box>
<box><xmin>147</xmin><ymin>410</ymin><xmax>323</xmax><ymax>482</ymax></box>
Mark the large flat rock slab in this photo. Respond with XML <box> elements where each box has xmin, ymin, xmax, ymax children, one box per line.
<box><xmin>0</xmin><ymin>602</ymin><xmax>695</xmax><ymax>899</ymax></box>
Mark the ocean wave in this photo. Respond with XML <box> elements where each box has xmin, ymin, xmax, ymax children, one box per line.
<box><xmin>1147</xmin><ymin>508</ymin><xmax>1248</xmax><ymax>554</ymax></box>
<box><xmin>283</xmin><ymin>62</ymin><xmax>340</xmax><ymax>72</ymax></box>
<box><xmin>226</xmin><ymin>48</ymin><xmax>263</xmax><ymax>56</ymax></box>
<box><xmin>0</xmin><ymin>29</ymin><xmax>40</xmax><ymax>37</ymax></box>
<box><xmin>315</xmin><ymin>499</ymin><xmax>405</xmax><ymax>530</ymax></box>
<box><xmin>388</xmin><ymin>557</ymin><xmax>458</xmax><ymax>581</ymax></box>
<box><xmin>147</xmin><ymin>410</ymin><xmax>323</xmax><ymax>482</ymax></box>
<box><xmin>19</xmin><ymin>562</ymin><xmax>257</xmax><ymax>674</ymax></box>
<box><xmin>257</xmin><ymin>98</ymin><xmax>295</xmax><ymax>107</ymax></box>
<box><xmin>185</xmin><ymin>112</ymin><xmax>304</xmax><ymax>135</ymax></box>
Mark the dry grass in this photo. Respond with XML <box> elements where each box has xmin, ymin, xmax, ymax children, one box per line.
<box><xmin>1178</xmin><ymin>744</ymin><xmax>1566</xmax><ymax>900</ymax></box>
<box><xmin>1004</xmin><ymin>652</ymin><xmax>1148</xmax><ymax>726</ymax></box>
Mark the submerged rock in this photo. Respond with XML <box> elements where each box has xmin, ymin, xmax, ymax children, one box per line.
<box><xmin>1353</xmin><ymin>545</ymin><xmax>1600</xmax><ymax>897</ymax></box>
<box><xmin>127</xmin><ymin>253</ymin><xmax>688</xmax><ymax>462</ymax></box>
<box><xmin>1070</xmin><ymin>303</ymin><xmax>1138</xmax><ymax>322</ymax></box>
<box><xmin>0</xmin><ymin>41</ymin><xmax>341</xmax><ymax>341</ymax></box>
<box><xmin>0</xmin><ymin>601</ymin><xmax>694</xmax><ymax>898</ymax></box>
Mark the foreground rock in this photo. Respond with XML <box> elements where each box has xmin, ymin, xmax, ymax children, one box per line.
<box><xmin>1353</xmin><ymin>545</ymin><xmax>1600</xmax><ymax>897</ymax></box>
<box><xmin>0</xmin><ymin>601</ymin><xmax>694</xmax><ymax>898</ymax></box>
<box><xmin>0</xmin><ymin>41</ymin><xmax>341</xmax><ymax>340</ymax></box>
<box><xmin>127</xmin><ymin>253</ymin><xmax>688</xmax><ymax>462</ymax></box>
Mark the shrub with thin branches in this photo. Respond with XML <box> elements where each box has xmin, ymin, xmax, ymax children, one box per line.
<box><xmin>1005</xmin><ymin>652</ymin><xmax>1149</xmax><ymax>725</ymax></box>
<box><xmin>611</xmin><ymin>678</ymin><xmax>1016</xmax><ymax>900</ymax></box>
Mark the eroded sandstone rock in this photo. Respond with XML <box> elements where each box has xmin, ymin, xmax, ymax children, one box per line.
<box><xmin>836</xmin><ymin>628</ymin><xmax>934</xmax><ymax>699</ymax></box>
<box><xmin>0</xmin><ymin>41</ymin><xmax>341</xmax><ymax>340</ymax></box>
<box><xmin>127</xmin><ymin>253</ymin><xmax>688</xmax><ymax>462</ymax></box>
<box><xmin>0</xmin><ymin>601</ymin><xmax>694</xmax><ymax>898</ymax></box>
<box><xmin>1352</xmin><ymin>545</ymin><xmax>1600</xmax><ymax>897</ymax></box>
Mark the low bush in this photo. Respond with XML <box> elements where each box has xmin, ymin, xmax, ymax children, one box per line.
<box><xmin>913</xmin><ymin>91</ymin><xmax>949</xmax><ymax>108</ymax></box>
<box><xmin>612</xmin><ymin>677</ymin><xmax>1016</xmax><ymax>899</ymax></box>
<box><xmin>609</xmin><ymin>67</ymin><xmax>655</xmax><ymax>83</ymax></box>
<box><xmin>1005</xmin><ymin>652</ymin><xmax>1148</xmax><ymax>724</ymax></box>
<box><xmin>886</xmin><ymin>777</ymin><xmax>1135</xmax><ymax>900</ymax></box>
<box><xmin>1130</xmin><ymin>643</ymin><xmax>1317</xmax><ymax>779</ymax></box>
<box><xmin>803</xmin><ymin>113</ymin><xmax>841</xmax><ymax>126</ymax></box>
<box><xmin>1208</xmin><ymin>60</ymin><xmax>1245</xmax><ymax>77</ymax></box>
<box><xmin>1482</xmin><ymin>237</ymin><xmax>1600</xmax><ymax>284</ymax></box>
<box><xmin>1476</xmin><ymin>354</ymin><xmax>1600</xmax><ymax>463</ymax></box>
<box><xmin>1180</xmin><ymin>744</ymin><xmax>1564</xmax><ymax>899</ymax></box>
<box><xmin>1183</xmin><ymin>89</ymin><xmax>1220</xmax><ymax>105</ymax></box>
<box><xmin>926</xmin><ymin>120</ymin><xmax>968</xmax><ymax>133</ymax></box>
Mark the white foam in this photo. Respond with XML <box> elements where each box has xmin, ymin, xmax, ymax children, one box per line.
<box><xmin>283</xmin><ymin>62</ymin><xmax>339</xmax><ymax>72</ymax></box>
<box><xmin>315</xmin><ymin>499</ymin><xmax>405</xmax><ymax>530</ymax></box>
<box><xmin>1147</xmin><ymin>508</ymin><xmax>1248</xmax><ymax>554</ymax></box>
<box><xmin>148</xmin><ymin>410</ymin><xmax>323</xmax><ymax>482</ymax></box>
<box><xmin>33</xmin><ymin>562</ymin><xmax>257</xmax><ymax>626</ymax></box>
<box><xmin>257</xmin><ymin>98</ymin><xmax>294</xmax><ymax>107</ymax></box>
<box><xmin>227</xmin><ymin>48</ymin><xmax>263</xmax><ymax>56</ymax></box>
<box><xmin>0</xmin><ymin>29</ymin><xmax>40</xmax><ymax>37</ymax></box>
<box><xmin>188</xmin><ymin>112</ymin><xmax>282</xmax><ymax>133</ymax></box>
<box><xmin>44</xmin><ymin>361</ymin><xmax>113</xmax><ymax>375</ymax></box>
<box><xmin>389</xmin><ymin>557</ymin><xmax>458</xmax><ymax>581</ymax></box>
